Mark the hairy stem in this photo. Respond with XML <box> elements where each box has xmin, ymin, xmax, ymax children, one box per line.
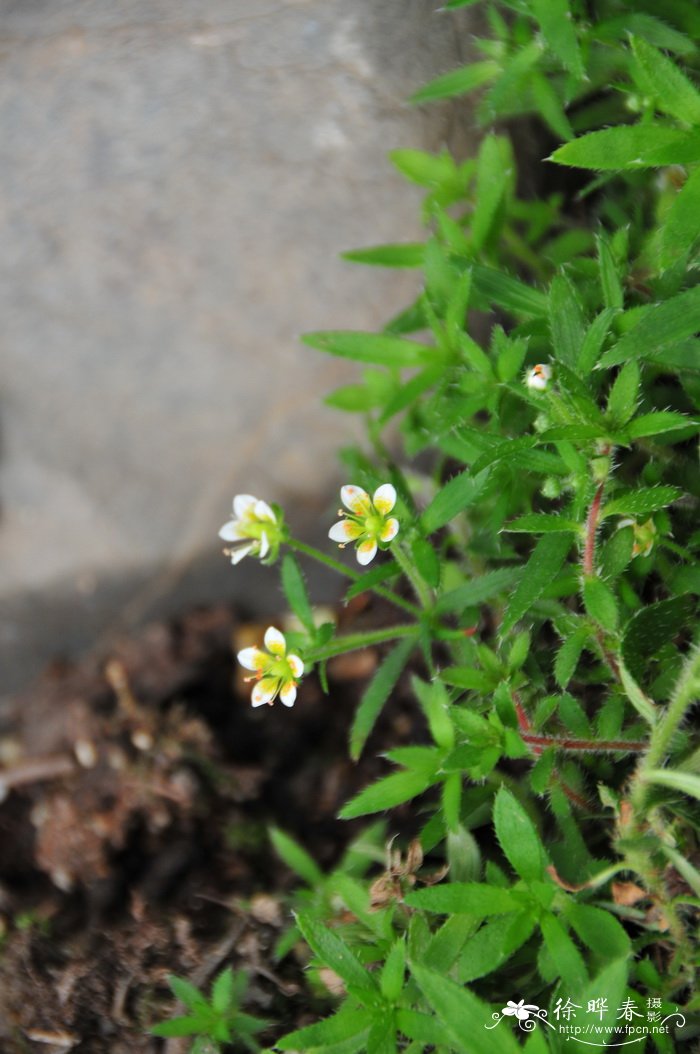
<box><xmin>393</xmin><ymin>541</ymin><xmax>434</xmax><ymax>610</ymax></box>
<box><xmin>582</xmin><ymin>480</ymin><xmax>606</xmax><ymax>577</ymax></box>
<box><xmin>522</xmin><ymin>733</ymin><xmax>646</xmax><ymax>754</ymax></box>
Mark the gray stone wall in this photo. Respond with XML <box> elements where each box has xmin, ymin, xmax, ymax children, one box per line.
<box><xmin>0</xmin><ymin>0</ymin><xmax>471</xmax><ymax>697</ymax></box>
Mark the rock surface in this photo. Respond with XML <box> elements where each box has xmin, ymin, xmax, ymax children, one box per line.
<box><xmin>0</xmin><ymin>0</ymin><xmax>470</xmax><ymax>696</ymax></box>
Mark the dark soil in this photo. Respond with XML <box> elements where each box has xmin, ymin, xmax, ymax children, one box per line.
<box><xmin>0</xmin><ymin>598</ymin><xmax>426</xmax><ymax>1053</ymax></box>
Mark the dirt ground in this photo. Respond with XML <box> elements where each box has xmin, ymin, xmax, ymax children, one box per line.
<box><xmin>0</xmin><ymin>597</ymin><xmax>427</xmax><ymax>1053</ymax></box>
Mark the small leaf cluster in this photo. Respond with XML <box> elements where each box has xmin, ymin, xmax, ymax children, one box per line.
<box><xmin>151</xmin><ymin>969</ymin><xmax>267</xmax><ymax>1053</ymax></box>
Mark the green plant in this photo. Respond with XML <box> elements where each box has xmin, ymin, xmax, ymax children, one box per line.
<box><xmin>164</xmin><ymin>1</ymin><xmax>700</xmax><ymax>1050</ymax></box>
<box><xmin>151</xmin><ymin>968</ymin><xmax>268</xmax><ymax>1053</ymax></box>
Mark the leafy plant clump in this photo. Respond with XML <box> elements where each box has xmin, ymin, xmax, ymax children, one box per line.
<box><xmin>155</xmin><ymin>0</ymin><xmax>700</xmax><ymax>1050</ymax></box>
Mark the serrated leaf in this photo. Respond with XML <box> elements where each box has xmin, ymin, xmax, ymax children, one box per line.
<box><xmin>410</xmin><ymin>61</ymin><xmax>500</xmax><ymax>104</ymax></box>
<box><xmin>606</xmin><ymin>361</ymin><xmax>640</xmax><ymax>427</ymax></box>
<box><xmin>296</xmin><ymin>913</ymin><xmax>377</xmax><ymax>994</ymax></box>
<box><xmin>631</xmin><ymin>36</ymin><xmax>700</xmax><ymax>125</ymax></box>
<box><xmin>539</xmin><ymin>913</ymin><xmax>588</xmax><ymax>991</ymax></box>
<box><xmin>440</xmin><ymin>666</ymin><xmax>495</xmax><ymax>692</ymax></box>
<box><xmin>345</xmin><ymin>561</ymin><xmax>400</xmax><ymax>601</ymax></box>
<box><xmin>601</xmin><ymin>486</ymin><xmax>681</xmax><ymax>518</ymax></box>
<box><xmin>270</xmin><ymin>827</ymin><xmax>324</xmax><ymax>887</ymax></box>
<box><xmin>404</xmin><ymin>882</ymin><xmax>519</xmax><ymax>916</ymax></box>
<box><xmin>599</xmin><ymin>286</ymin><xmax>700</xmax><ymax>366</ymax></box>
<box><xmin>410</xmin><ymin>964</ymin><xmax>521</xmax><ymax>1054</ymax></box>
<box><xmin>395</xmin><ymin>1009</ymin><xmax>456</xmax><ymax>1049</ymax></box>
<box><xmin>554</xmin><ymin>627</ymin><xmax>590</xmax><ymax>688</ymax></box>
<box><xmin>578</xmin><ymin>307</ymin><xmax>618</xmax><ymax>372</ymax></box>
<box><xmin>661</xmin><ymin>167</ymin><xmax>700</xmax><ymax>267</ymax></box>
<box><xmin>211</xmin><ymin>968</ymin><xmax>235</xmax><ymax>1015</ymax></box>
<box><xmin>339</xmin><ymin>769</ymin><xmax>434</xmax><ymax>819</ymax></box>
<box><xmin>622</xmin><ymin>595</ymin><xmax>695</xmax><ymax>681</ymax></box>
<box><xmin>493</xmin><ymin>787</ymin><xmax>547</xmax><ymax>882</ymax></box>
<box><xmin>565</xmin><ymin>903</ymin><xmax>631</xmax><ymax>960</ymax></box>
<box><xmin>350</xmin><ymin>636</ymin><xmax>416</xmax><ymax>760</ymax></box>
<box><xmin>276</xmin><ymin>1008</ymin><xmax>373</xmax><ymax>1051</ymax></box>
<box><xmin>579</xmin><ymin>959</ymin><xmax>629</xmax><ymax>1040</ymax></box>
<box><xmin>532</xmin><ymin>0</ymin><xmax>584</xmax><ymax>78</ymax></box>
<box><xmin>472</xmin><ymin>134</ymin><xmax>511</xmax><ymax>252</ymax></box>
<box><xmin>472</xmin><ymin>264</ymin><xmax>548</xmax><ymax>318</ymax></box>
<box><xmin>151</xmin><ymin>1015</ymin><xmax>206</xmax><ymax>1038</ymax></box>
<box><xmin>412</xmin><ymin>676</ymin><xmax>455</xmax><ymax>750</ymax></box>
<box><xmin>167</xmin><ymin>976</ymin><xmax>208</xmax><ymax>1012</ymax></box>
<box><xmin>302</xmin><ymin>331</ymin><xmax>434</xmax><ymax>368</ymax></box>
<box><xmin>550</xmin><ymin>124</ymin><xmax>689</xmax><ymax>170</ymax></box>
<box><xmin>380</xmin><ymin>941</ymin><xmax>406</xmax><ymax>1002</ymax></box>
<box><xmin>583</xmin><ymin>577</ymin><xmax>619</xmax><ymax>632</ymax></box>
<box><xmin>457</xmin><ymin>913</ymin><xmax>535</xmax><ymax>983</ymax></box>
<box><xmin>341</xmin><ymin>243</ymin><xmax>425</xmax><ymax>268</ymax></box>
<box><xmin>504</xmin><ymin>514</ymin><xmax>580</xmax><ymax>534</ymax></box>
<box><xmin>626</xmin><ymin>410</ymin><xmax>697</xmax><ymax>438</ymax></box>
<box><xmin>549</xmin><ymin>273</ymin><xmax>585</xmax><ymax>366</ymax></box>
<box><xmin>597</xmin><ymin>232</ymin><xmax>624</xmax><ymax>310</ymax></box>
<box><xmin>435</xmin><ymin>567</ymin><xmax>523</xmax><ymax>614</ymax></box>
<box><xmin>420</xmin><ymin>469</ymin><xmax>489</xmax><ymax>534</ymax></box>
<box><xmin>501</xmin><ymin>533</ymin><xmax>572</xmax><ymax>634</ymax></box>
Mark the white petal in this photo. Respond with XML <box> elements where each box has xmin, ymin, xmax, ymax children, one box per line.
<box><xmin>280</xmin><ymin>681</ymin><xmax>297</xmax><ymax>707</ymax></box>
<box><xmin>234</xmin><ymin>494</ymin><xmax>258</xmax><ymax>518</ymax></box>
<box><xmin>218</xmin><ymin>519</ymin><xmax>245</xmax><ymax>541</ymax></box>
<box><xmin>328</xmin><ymin>520</ymin><xmax>363</xmax><ymax>542</ymax></box>
<box><xmin>356</xmin><ymin>539</ymin><xmax>377</xmax><ymax>566</ymax></box>
<box><xmin>341</xmin><ymin>484</ymin><xmax>370</xmax><ymax>514</ymax></box>
<box><xmin>254</xmin><ymin>499</ymin><xmax>276</xmax><ymax>523</ymax></box>
<box><xmin>230</xmin><ymin>543</ymin><xmax>254</xmax><ymax>565</ymax></box>
<box><xmin>252</xmin><ymin>678</ymin><xmax>277</xmax><ymax>707</ymax></box>
<box><xmin>380</xmin><ymin>517</ymin><xmax>399</xmax><ymax>543</ymax></box>
<box><xmin>373</xmin><ymin>483</ymin><xmax>397</xmax><ymax>514</ymax></box>
<box><xmin>264</xmin><ymin>626</ymin><xmax>286</xmax><ymax>656</ymax></box>
<box><xmin>287</xmin><ymin>654</ymin><xmax>304</xmax><ymax>677</ymax></box>
<box><xmin>237</xmin><ymin>646</ymin><xmax>265</xmax><ymax>671</ymax></box>
<box><xmin>259</xmin><ymin>530</ymin><xmax>270</xmax><ymax>559</ymax></box>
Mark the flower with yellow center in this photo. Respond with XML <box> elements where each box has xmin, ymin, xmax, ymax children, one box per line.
<box><xmin>237</xmin><ymin>627</ymin><xmax>304</xmax><ymax>708</ymax></box>
<box><xmin>525</xmin><ymin>363</ymin><xmax>552</xmax><ymax>391</ymax></box>
<box><xmin>219</xmin><ymin>494</ymin><xmax>282</xmax><ymax>565</ymax></box>
<box><xmin>328</xmin><ymin>483</ymin><xmax>400</xmax><ymax>566</ymax></box>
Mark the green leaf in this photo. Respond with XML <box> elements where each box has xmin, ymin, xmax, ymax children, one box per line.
<box><xmin>420</xmin><ymin>469</ymin><xmax>489</xmax><ymax>534</ymax></box>
<box><xmin>501</xmin><ymin>533</ymin><xmax>572</xmax><ymax>634</ymax></box>
<box><xmin>296</xmin><ymin>913</ymin><xmax>377</xmax><ymax>994</ymax></box>
<box><xmin>472</xmin><ymin>135</ymin><xmax>511</xmax><ymax>252</ymax></box>
<box><xmin>600</xmin><ymin>525</ymin><xmax>634</xmax><ymax>580</ymax></box>
<box><xmin>619</xmin><ymin>659</ymin><xmax>657</xmax><ymax>726</ymax></box>
<box><xmin>493</xmin><ymin>787</ymin><xmax>547</xmax><ymax>882</ymax></box>
<box><xmin>325</xmin><ymin>384</ymin><xmax>376</xmax><ymax>412</ymax></box>
<box><xmin>472</xmin><ymin>264</ymin><xmax>548</xmax><ymax>318</ymax></box>
<box><xmin>643</xmin><ymin>769</ymin><xmax>700</xmax><ymax>800</ymax></box>
<box><xmin>601</xmin><ymin>486</ymin><xmax>681</xmax><ymax>518</ymax></box>
<box><xmin>277</xmin><ymin>1008</ymin><xmax>373</xmax><ymax>1051</ymax></box>
<box><xmin>404</xmin><ymin>882</ymin><xmax>519</xmax><ymax>916</ymax></box>
<box><xmin>389</xmin><ymin>149</ymin><xmax>459</xmax><ymax>187</ymax></box>
<box><xmin>270</xmin><ymin>827</ymin><xmax>325</xmax><ymax>887</ymax></box>
<box><xmin>550</xmin><ymin>124</ymin><xmax>689</xmax><ymax>170</ymax></box>
<box><xmin>339</xmin><ymin>769</ymin><xmax>434</xmax><ymax>819</ymax></box>
<box><xmin>411</xmin><ymin>676</ymin><xmax>455</xmax><ymax>750</ymax></box>
<box><xmin>380</xmin><ymin>940</ymin><xmax>406</xmax><ymax>1002</ymax></box>
<box><xmin>554</xmin><ymin>627</ymin><xmax>590</xmax><ymax>688</ymax></box>
<box><xmin>631</xmin><ymin>36</ymin><xmax>700</xmax><ymax>125</ymax></box>
<box><xmin>606</xmin><ymin>361</ymin><xmax>640</xmax><ymax>427</ymax></box>
<box><xmin>167</xmin><ymin>976</ymin><xmax>208</xmax><ymax>1012</ymax></box>
<box><xmin>549</xmin><ymin>273</ymin><xmax>585</xmax><ymax>367</ymax></box>
<box><xmin>626</xmin><ymin>410</ymin><xmax>697</xmax><ymax>438</ymax></box>
<box><xmin>395</xmin><ymin>1009</ymin><xmax>456</xmax><ymax>1049</ymax></box>
<box><xmin>583</xmin><ymin>577</ymin><xmax>619</xmax><ymax>632</ymax></box>
<box><xmin>660</xmin><ymin>167</ymin><xmax>700</xmax><ymax>267</ymax></box>
<box><xmin>350</xmin><ymin>637</ymin><xmax>416</xmax><ymax>760</ymax></box>
<box><xmin>151</xmin><ymin>1016</ymin><xmax>206</xmax><ymax>1038</ymax></box>
<box><xmin>539</xmin><ymin>913</ymin><xmax>588</xmax><ymax>991</ymax></box>
<box><xmin>458</xmin><ymin>913</ymin><xmax>536</xmax><ymax>983</ymax></box>
<box><xmin>532</xmin><ymin>0</ymin><xmax>583</xmax><ymax>77</ymax></box>
<box><xmin>597</xmin><ymin>232</ymin><xmax>624</xmax><ymax>310</ymax></box>
<box><xmin>341</xmin><ymin>243</ymin><xmax>425</xmax><ymax>268</ymax></box>
<box><xmin>504</xmin><ymin>514</ymin><xmax>580</xmax><ymax>534</ymax></box>
<box><xmin>211</xmin><ymin>968</ymin><xmax>235</xmax><ymax>1015</ymax></box>
<box><xmin>302</xmin><ymin>331</ymin><xmax>434</xmax><ymax>368</ymax></box>
<box><xmin>345</xmin><ymin>561</ymin><xmax>400</xmax><ymax>601</ymax></box>
<box><xmin>622</xmin><ymin>595</ymin><xmax>695</xmax><ymax>681</ymax></box>
<box><xmin>410</xmin><ymin>964</ymin><xmax>521</xmax><ymax>1054</ymax></box>
<box><xmin>579</xmin><ymin>959</ymin><xmax>629</xmax><ymax>1041</ymax></box>
<box><xmin>411</xmin><ymin>537</ymin><xmax>441</xmax><ymax>589</ymax></box>
<box><xmin>367</xmin><ymin>1014</ymin><xmax>397</xmax><ymax>1054</ymax></box>
<box><xmin>531</xmin><ymin>70</ymin><xmax>574</xmax><ymax>142</ymax></box>
<box><xmin>565</xmin><ymin>903</ymin><xmax>631</xmax><ymax>960</ymax></box>
<box><xmin>599</xmin><ymin>286</ymin><xmax>700</xmax><ymax>366</ymax></box>
<box><xmin>436</xmin><ymin>567</ymin><xmax>522</xmax><ymax>614</ymax></box>
<box><xmin>440</xmin><ymin>666</ymin><xmax>495</xmax><ymax>692</ymax></box>
<box><xmin>578</xmin><ymin>307</ymin><xmax>618</xmax><ymax>372</ymax></box>
<box><xmin>410</xmin><ymin>61</ymin><xmax>500</xmax><ymax>104</ymax></box>
<box><xmin>281</xmin><ymin>555</ymin><xmax>315</xmax><ymax>636</ymax></box>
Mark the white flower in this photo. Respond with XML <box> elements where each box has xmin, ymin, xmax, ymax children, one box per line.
<box><xmin>237</xmin><ymin>626</ymin><xmax>304</xmax><ymax>708</ymax></box>
<box><xmin>502</xmin><ymin>999</ymin><xmax>540</xmax><ymax>1021</ymax></box>
<box><xmin>525</xmin><ymin>363</ymin><xmax>552</xmax><ymax>391</ymax></box>
<box><xmin>219</xmin><ymin>494</ymin><xmax>281</xmax><ymax>565</ymax></box>
<box><xmin>329</xmin><ymin>483</ymin><xmax>400</xmax><ymax>566</ymax></box>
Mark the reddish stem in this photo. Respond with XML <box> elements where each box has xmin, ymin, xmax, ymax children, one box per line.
<box><xmin>583</xmin><ymin>481</ymin><xmax>605</xmax><ymax>577</ymax></box>
<box><xmin>521</xmin><ymin>732</ymin><xmax>645</xmax><ymax>753</ymax></box>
